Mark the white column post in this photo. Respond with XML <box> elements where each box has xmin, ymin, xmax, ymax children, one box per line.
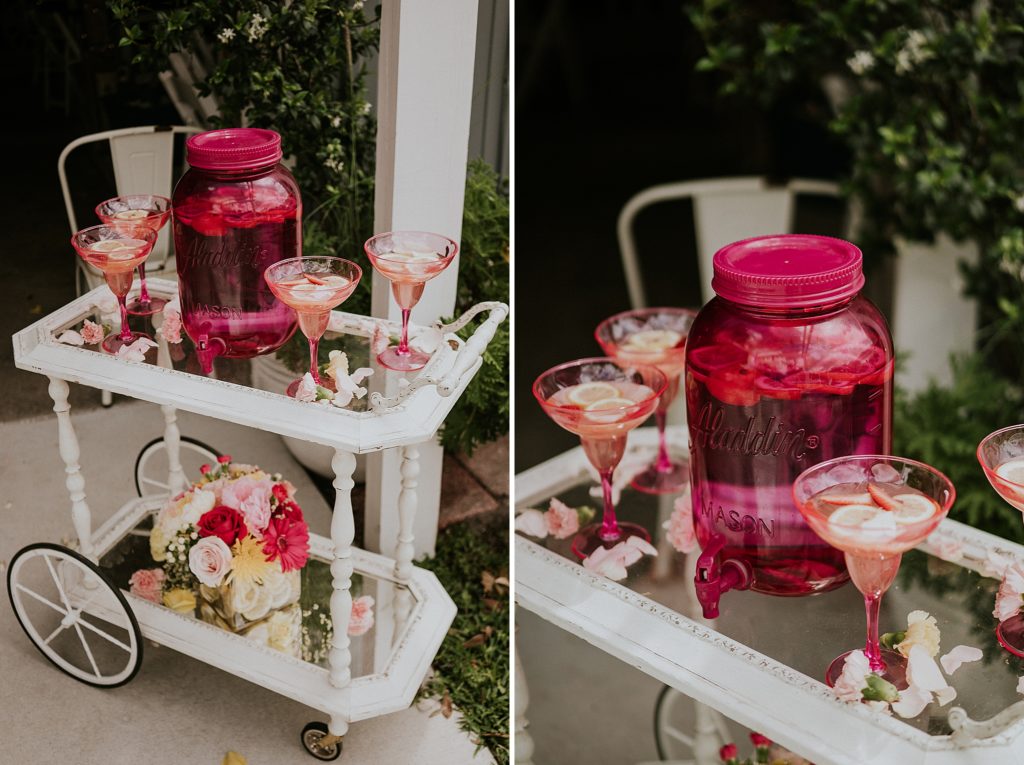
<box><xmin>365</xmin><ymin>0</ymin><xmax>480</xmax><ymax>560</ymax></box>
<box><xmin>329</xmin><ymin>448</ymin><xmax>357</xmax><ymax>700</ymax></box>
<box><xmin>394</xmin><ymin>444</ymin><xmax>419</xmax><ymax>582</ymax></box>
<box><xmin>48</xmin><ymin>377</ymin><xmax>94</xmax><ymax>560</ymax></box>
<box><xmin>514</xmin><ymin>624</ymin><xmax>536</xmax><ymax>765</ymax></box>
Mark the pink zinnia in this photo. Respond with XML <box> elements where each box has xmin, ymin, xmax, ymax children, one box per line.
<box><xmin>262</xmin><ymin>515</ymin><xmax>310</xmax><ymax>572</ymax></box>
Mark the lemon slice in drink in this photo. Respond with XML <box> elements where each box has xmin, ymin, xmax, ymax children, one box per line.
<box><xmin>828</xmin><ymin>504</ymin><xmax>881</xmax><ymax>529</ymax></box>
<box><xmin>113</xmin><ymin>209</ymin><xmax>150</xmax><ymax>220</ymax></box>
<box><xmin>996</xmin><ymin>457</ymin><xmax>1024</xmax><ymax>485</ymax></box>
<box><xmin>623</xmin><ymin>329</ymin><xmax>682</xmax><ymax>352</ymax></box>
<box><xmin>90</xmin><ymin>240</ymin><xmax>132</xmax><ymax>253</ymax></box>
<box><xmin>567</xmin><ymin>382</ymin><xmax>619</xmax><ymax>407</ymax></box>
<box><xmin>583</xmin><ymin>396</ymin><xmax>636</xmax><ymax>424</ymax></box>
<box><xmin>891</xmin><ymin>494</ymin><xmax>937</xmax><ymax>525</ymax></box>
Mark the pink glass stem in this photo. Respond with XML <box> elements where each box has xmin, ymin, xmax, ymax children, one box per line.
<box><xmin>136</xmin><ymin>262</ymin><xmax>150</xmax><ymax>304</ymax></box>
<box><xmin>397</xmin><ymin>308</ymin><xmax>411</xmax><ymax>356</ymax></box>
<box><xmin>117</xmin><ymin>295</ymin><xmax>132</xmax><ymax>342</ymax></box>
<box><xmin>863</xmin><ymin>593</ymin><xmax>885</xmax><ymax>673</ymax></box>
<box><xmin>308</xmin><ymin>337</ymin><xmax>322</xmax><ymax>384</ymax></box>
<box><xmin>655</xmin><ymin>411</ymin><xmax>673</xmax><ymax>473</ymax></box>
<box><xmin>598</xmin><ymin>467</ymin><xmax>622</xmax><ymax>541</ymax></box>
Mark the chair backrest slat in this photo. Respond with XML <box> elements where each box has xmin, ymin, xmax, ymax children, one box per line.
<box><xmin>109</xmin><ymin>130</ymin><xmax>177</xmax><ymax>263</ymax></box>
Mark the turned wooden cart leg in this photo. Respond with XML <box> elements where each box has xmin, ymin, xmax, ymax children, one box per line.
<box><xmin>48</xmin><ymin>377</ymin><xmax>95</xmax><ymax>561</ymax></box>
<box><xmin>514</xmin><ymin>626</ymin><xmax>536</xmax><ymax>765</ymax></box>
<box><xmin>394</xmin><ymin>444</ymin><xmax>420</xmax><ymax>583</ymax></box>
<box><xmin>160</xmin><ymin>405</ymin><xmax>189</xmax><ymax>495</ymax></box>
<box><xmin>329</xmin><ymin>448</ymin><xmax>357</xmax><ymax>691</ymax></box>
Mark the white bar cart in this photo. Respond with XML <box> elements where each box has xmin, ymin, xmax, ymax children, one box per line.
<box><xmin>9</xmin><ymin>278</ymin><xmax>507</xmax><ymax>760</ymax></box>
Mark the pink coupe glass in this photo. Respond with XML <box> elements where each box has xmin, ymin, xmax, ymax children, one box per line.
<box><xmin>71</xmin><ymin>225</ymin><xmax>157</xmax><ymax>354</ymax></box>
<box><xmin>534</xmin><ymin>358</ymin><xmax>667</xmax><ymax>558</ymax></box>
<box><xmin>595</xmin><ymin>307</ymin><xmax>697</xmax><ymax>494</ymax></box>
<box><xmin>364</xmin><ymin>231</ymin><xmax>458</xmax><ymax>372</ymax></box>
<box><xmin>95</xmin><ymin>195</ymin><xmax>171</xmax><ymax>316</ymax></box>
<box><xmin>793</xmin><ymin>455</ymin><xmax>954</xmax><ymax>688</ymax></box>
<box><xmin>978</xmin><ymin>425</ymin><xmax>1024</xmax><ymax>657</ymax></box>
<box><xmin>264</xmin><ymin>256</ymin><xmax>362</xmax><ymax>397</ymax></box>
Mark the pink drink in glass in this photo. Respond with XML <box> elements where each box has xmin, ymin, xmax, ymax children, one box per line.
<box><xmin>364</xmin><ymin>231</ymin><xmax>458</xmax><ymax>372</ymax></box>
<box><xmin>264</xmin><ymin>257</ymin><xmax>362</xmax><ymax>397</ymax></box>
<box><xmin>71</xmin><ymin>226</ymin><xmax>156</xmax><ymax>354</ymax></box>
<box><xmin>95</xmin><ymin>195</ymin><xmax>171</xmax><ymax>316</ymax></box>
<box><xmin>172</xmin><ymin>129</ymin><xmax>300</xmax><ymax>373</ymax></box>
<box><xmin>596</xmin><ymin>307</ymin><xmax>697</xmax><ymax>494</ymax></box>
<box><xmin>977</xmin><ymin>425</ymin><xmax>1024</xmax><ymax>656</ymax></box>
<box><xmin>685</xmin><ymin>236</ymin><xmax>893</xmax><ymax>617</ymax></box>
<box><xmin>534</xmin><ymin>358</ymin><xmax>667</xmax><ymax>558</ymax></box>
<box><xmin>793</xmin><ymin>456</ymin><xmax>954</xmax><ymax>687</ymax></box>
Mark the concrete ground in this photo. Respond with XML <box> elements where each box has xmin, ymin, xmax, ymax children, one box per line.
<box><xmin>0</xmin><ymin>403</ymin><xmax>493</xmax><ymax>765</ymax></box>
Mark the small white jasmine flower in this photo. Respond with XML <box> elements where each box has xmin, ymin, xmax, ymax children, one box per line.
<box><xmin>217</xmin><ymin>27</ymin><xmax>236</xmax><ymax>44</ymax></box>
<box><xmin>178</xmin><ymin>554</ymin><xmax>185</xmax><ymax>562</ymax></box>
<box><xmin>1014</xmin><ymin>194</ymin><xmax>1024</xmax><ymax>214</ymax></box>
<box><xmin>360</xmin><ymin>102</ymin><xmax>372</xmax><ymax>116</ymax></box>
<box><xmin>330</xmin><ymin>115</ymin><xmax>342</xmax><ymax>128</ymax></box>
<box><xmin>353</xmin><ymin>0</ymin><xmax>364</xmax><ymax>10</ymax></box>
<box><xmin>246</xmin><ymin>13</ymin><xmax>268</xmax><ymax>42</ymax></box>
<box><xmin>847</xmin><ymin>50</ymin><xmax>875</xmax><ymax>76</ymax></box>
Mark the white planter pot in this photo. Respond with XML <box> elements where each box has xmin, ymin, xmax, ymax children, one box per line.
<box><xmin>249</xmin><ymin>354</ymin><xmax>366</xmax><ymax>481</ymax></box>
<box><xmin>891</xmin><ymin>235</ymin><xmax>978</xmax><ymax>392</ymax></box>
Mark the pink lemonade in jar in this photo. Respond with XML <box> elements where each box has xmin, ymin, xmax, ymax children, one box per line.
<box><xmin>686</xmin><ymin>236</ymin><xmax>894</xmax><ymax>611</ymax></box>
<box><xmin>172</xmin><ymin>129</ymin><xmax>300</xmax><ymax>369</ymax></box>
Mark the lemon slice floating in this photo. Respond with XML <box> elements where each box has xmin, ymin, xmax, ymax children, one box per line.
<box><xmin>828</xmin><ymin>504</ymin><xmax>881</xmax><ymax>528</ymax></box>
<box><xmin>113</xmin><ymin>209</ymin><xmax>150</xmax><ymax>220</ymax></box>
<box><xmin>890</xmin><ymin>494</ymin><xmax>937</xmax><ymax>525</ymax></box>
<box><xmin>90</xmin><ymin>240</ymin><xmax>132</xmax><ymax>253</ymax></box>
<box><xmin>996</xmin><ymin>457</ymin><xmax>1024</xmax><ymax>486</ymax></box>
<box><xmin>583</xmin><ymin>396</ymin><xmax>636</xmax><ymax>424</ymax></box>
<box><xmin>567</xmin><ymin>382</ymin><xmax>618</xmax><ymax>407</ymax></box>
<box><xmin>623</xmin><ymin>329</ymin><xmax>683</xmax><ymax>352</ymax></box>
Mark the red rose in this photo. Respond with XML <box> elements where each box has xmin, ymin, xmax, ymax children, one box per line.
<box><xmin>750</xmin><ymin>733</ymin><xmax>771</xmax><ymax>749</ymax></box>
<box><xmin>719</xmin><ymin>744</ymin><xmax>738</xmax><ymax>763</ymax></box>
<box><xmin>272</xmin><ymin>483</ymin><xmax>290</xmax><ymax>504</ymax></box>
<box><xmin>199</xmin><ymin>464</ymin><xmax>211</xmax><ymax>474</ymax></box>
<box><xmin>217</xmin><ymin>454</ymin><xmax>232</xmax><ymax>464</ymax></box>
<box><xmin>197</xmin><ymin>505</ymin><xmax>248</xmax><ymax>546</ymax></box>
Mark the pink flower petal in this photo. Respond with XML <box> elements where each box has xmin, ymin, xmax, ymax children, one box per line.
<box><xmin>939</xmin><ymin>645</ymin><xmax>983</xmax><ymax>675</ymax></box>
<box><xmin>514</xmin><ymin>509</ymin><xmax>549</xmax><ymax>539</ymax></box>
<box><xmin>581</xmin><ymin>546</ymin><xmax>628</xmax><ymax>581</ymax></box>
<box><xmin>1017</xmin><ymin>676</ymin><xmax>1024</xmax><ymax>696</ymax></box>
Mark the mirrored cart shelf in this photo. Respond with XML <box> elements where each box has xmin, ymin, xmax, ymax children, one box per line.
<box><xmin>516</xmin><ymin>426</ymin><xmax>1024</xmax><ymax>764</ymax></box>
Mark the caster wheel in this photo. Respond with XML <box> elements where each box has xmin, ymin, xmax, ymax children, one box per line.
<box><xmin>7</xmin><ymin>543</ymin><xmax>143</xmax><ymax>687</ymax></box>
<box><xmin>134</xmin><ymin>436</ymin><xmax>220</xmax><ymax>498</ymax></box>
<box><xmin>654</xmin><ymin>685</ymin><xmax>732</xmax><ymax>761</ymax></box>
<box><xmin>301</xmin><ymin>722</ymin><xmax>342</xmax><ymax>761</ymax></box>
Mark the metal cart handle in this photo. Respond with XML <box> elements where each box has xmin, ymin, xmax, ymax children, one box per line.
<box><xmin>368</xmin><ymin>301</ymin><xmax>509</xmax><ymax>412</ymax></box>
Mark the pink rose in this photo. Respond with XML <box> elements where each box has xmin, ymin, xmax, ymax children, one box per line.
<box><xmin>348</xmin><ymin>595</ymin><xmax>375</xmax><ymax>636</ymax></box>
<box><xmin>664</xmin><ymin>493</ymin><xmax>697</xmax><ymax>553</ymax></box>
<box><xmin>544</xmin><ymin>498</ymin><xmax>579</xmax><ymax>539</ymax></box>
<box><xmin>221</xmin><ymin>475</ymin><xmax>274</xmax><ymax>533</ymax></box>
<box><xmin>80</xmin><ymin>320</ymin><xmax>105</xmax><ymax>345</ymax></box>
<box><xmin>188</xmin><ymin>536</ymin><xmax>233</xmax><ymax>587</ymax></box>
<box><xmin>159</xmin><ymin>309</ymin><xmax>182</xmax><ymax>344</ymax></box>
<box><xmin>129</xmin><ymin>568</ymin><xmax>165</xmax><ymax>604</ymax></box>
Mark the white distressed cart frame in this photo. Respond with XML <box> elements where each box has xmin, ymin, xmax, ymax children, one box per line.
<box><xmin>515</xmin><ymin>429</ymin><xmax>1024</xmax><ymax>765</ymax></box>
<box><xmin>12</xmin><ymin>280</ymin><xmax>508</xmax><ymax>747</ymax></box>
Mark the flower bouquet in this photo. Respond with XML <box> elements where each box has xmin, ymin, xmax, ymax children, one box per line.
<box><xmin>133</xmin><ymin>456</ymin><xmax>311</xmax><ymax>657</ymax></box>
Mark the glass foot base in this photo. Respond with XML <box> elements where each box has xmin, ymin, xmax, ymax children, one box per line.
<box><xmin>571</xmin><ymin>522</ymin><xmax>651</xmax><ymax>560</ymax></box>
<box><xmin>101</xmin><ymin>331</ymin><xmax>153</xmax><ymax>356</ymax></box>
<box><xmin>997</xmin><ymin>615</ymin><xmax>1024</xmax><ymax>657</ymax></box>
<box><xmin>630</xmin><ymin>458</ymin><xmax>689</xmax><ymax>495</ymax></box>
<box><xmin>377</xmin><ymin>346</ymin><xmax>430</xmax><ymax>372</ymax></box>
<box><xmin>126</xmin><ymin>296</ymin><xmax>167</xmax><ymax>317</ymax></box>
<box><xmin>825</xmin><ymin>648</ymin><xmax>908</xmax><ymax>690</ymax></box>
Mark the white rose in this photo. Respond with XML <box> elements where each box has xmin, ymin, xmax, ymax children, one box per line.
<box><xmin>230</xmin><ymin>577</ymin><xmax>273</xmax><ymax>621</ymax></box>
<box><xmin>262</xmin><ymin>566</ymin><xmax>299</xmax><ymax>609</ymax></box>
<box><xmin>188</xmin><ymin>536</ymin><xmax>232</xmax><ymax>587</ymax></box>
<box><xmin>180</xmin><ymin>489</ymin><xmax>216</xmax><ymax>527</ymax></box>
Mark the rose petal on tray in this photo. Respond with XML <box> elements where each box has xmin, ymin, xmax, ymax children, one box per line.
<box><xmin>940</xmin><ymin>645</ymin><xmax>983</xmax><ymax>675</ymax></box>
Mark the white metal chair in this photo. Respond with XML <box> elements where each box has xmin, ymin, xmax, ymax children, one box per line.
<box><xmin>58</xmin><ymin>124</ymin><xmax>201</xmax><ymax>296</ymax></box>
<box><xmin>617</xmin><ymin>176</ymin><xmax>845</xmax><ymax>308</ymax></box>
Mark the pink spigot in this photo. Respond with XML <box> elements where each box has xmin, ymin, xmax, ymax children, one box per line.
<box><xmin>194</xmin><ymin>335</ymin><xmax>226</xmax><ymax>375</ymax></box>
<box><xmin>694</xmin><ymin>536</ymin><xmax>751</xmax><ymax>619</ymax></box>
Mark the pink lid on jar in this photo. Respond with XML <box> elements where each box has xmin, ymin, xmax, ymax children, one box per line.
<box><xmin>185</xmin><ymin>128</ymin><xmax>283</xmax><ymax>171</ymax></box>
<box><xmin>711</xmin><ymin>234</ymin><xmax>864</xmax><ymax>309</ymax></box>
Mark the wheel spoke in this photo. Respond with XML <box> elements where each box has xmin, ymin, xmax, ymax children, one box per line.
<box><xmin>42</xmin><ymin>623</ymin><xmax>68</xmax><ymax>645</ymax></box>
<box><xmin>15</xmin><ymin>583</ymin><xmax>68</xmax><ymax>615</ymax></box>
<box><xmin>44</xmin><ymin>555</ymin><xmax>74</xmax><ymax>612</ymax></box>
<box><xmin>73</xmin><ymin>622</ymin><xmax>102</xmax><ymax>678</ymax></box>
<box><xmin>664</xmin><ymin>725</ymin><xmax>694</xmax><ymax>745</ymax></box>
<box><xmin>141</xmin><ymin>477</ymin><xmax>170</xmax><ymax>491</ymax></box>
<box><xmin>77</xmin><ymin>615</ymin><xmax>133</xmax><ymax>653</ymax></box>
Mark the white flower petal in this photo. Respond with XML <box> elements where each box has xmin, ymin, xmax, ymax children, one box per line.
<box><xmin>935</xmin><ymin>686</ymin><xmax>957</xmax><ymax>706</ymax></box>
<box><xmin>939</xmin><ymin>645</ymin><xmax>983</xmax><ymax>675</ymax></box>
<box><xmin>906</xmin><ymin>645</ymin><xmax>947</xmax><ymax>693</ymax></box>
<box><xmin>514</xmin><ymin>509</ymin><xmax>549</xmax><ymax>539</ymax></box>
<box><xmin>624</xmin><ymin>535</ymin><xmax>658</xmax><ymax>557</ymax></box>
<box><xmin>891</xmin><ymin>685</ymin><xmax>932</xmax><ymax>718</ymax></box>
<box><xmin>57</xmin><ymin>330</ymin><xmax>84</xmax><ymax>346</ymax></box>
<box><xmin>1017</xmin><ymin>676</ymin><xmax>1024</xmax><ymax>695</ymax></box>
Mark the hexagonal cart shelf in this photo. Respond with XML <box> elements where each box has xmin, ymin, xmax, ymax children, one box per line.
<box><xmin>10</xmin><ymin>279</ymin><xmax>507</xmax><ymax>759</ymax></box>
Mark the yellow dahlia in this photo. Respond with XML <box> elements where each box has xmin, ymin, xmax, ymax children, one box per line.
<box><xmin>230</xmin><ymin>535</ymin><xmax>271</xmax><ymax>584</ymax></box>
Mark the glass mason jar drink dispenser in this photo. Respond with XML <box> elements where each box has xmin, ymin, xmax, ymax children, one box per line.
<box><xmin>685</xmin><ymin>235</ymin><xmax>893</xmax><ymax>617</ymax></box>
<box><xmin>172</xmin><ymin>128</ymin><xmax>300</xmax><ymax>373</ymax></box>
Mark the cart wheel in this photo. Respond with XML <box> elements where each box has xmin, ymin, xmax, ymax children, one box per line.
<box><xmin>134</xmin><ymin>436</ymin><xmax>220</xmax><ymax>498</ymax></box>
<box><xmin>654</xmin><ymin>685</ymin><xmax>731</xmax><ymax>761</ymax></box>
<box><xmin>301</xmin><ymin>721</ymin><xmax>342</xmax><ymax>761</ymax></box>
<box><xmin>6</xmin><ymin>543</ymin><xmax>143</xmax><ymax>688</ymax></box>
